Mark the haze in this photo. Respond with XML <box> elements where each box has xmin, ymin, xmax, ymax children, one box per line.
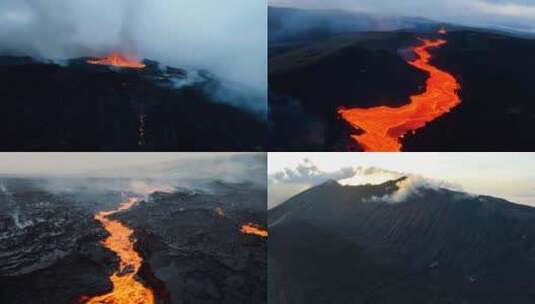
<box><xmin>0</xmin><ymin>0</ymin><xmax>266</xmax><ymax>110</ymax></box>
<box><xmin>269</xmin><ymin>152</ymin><xmax>535</xmax><ymax>208</ymax></box>
<box><xmin>270</xmin><ymin>0</ymin><xmax>535</xmax><ymax>33</ymax></box>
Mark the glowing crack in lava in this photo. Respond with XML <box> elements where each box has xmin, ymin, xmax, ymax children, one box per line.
<box><xmin>338</xmin><ymin>36</ymin><xmax>460</xmax><ymax>151</ymax></box>
<box><xmin>81</xmin><ymin>198</ymin><xmax>155</xmax><ymax>304</ymax></box>
<box><xmin>87</xmin><ymin>52</ymin><xmax>146</xmax><ymax>69</ymax></box>
<box><xmin>240</xmin><ymin>223</ymin><xmax>268</xmax><ymax>238</ymax></box>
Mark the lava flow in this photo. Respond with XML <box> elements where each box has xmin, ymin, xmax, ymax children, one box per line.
<box><xmin>338</xmin><ymin>35</ymin><xmax>460</xmax><ymax>151</ymax></box>
<box><xmin>87</xmin><ymin>52</ymin><xmax>146</xmax><ymax>69</ymax></box>
<box><xmin>241</xmin><ymin>223</ymin><xmax>268</xmax><ymax>238</ymax></box>
<box><xmin>81</xmin><ymin>198</ymin><xmax>155</xmax><ymax>304</ymax></box>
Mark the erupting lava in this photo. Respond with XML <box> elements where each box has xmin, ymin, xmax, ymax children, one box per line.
<box><xmin>338</xmin><ymin>36</ymin><xmax>460</xmax><ymax>151</ymax></box>
<box><xmin>241</xmin><ymin>223</ymin><xmax>268</xmax><ymax>238</ymax></box>
<box><xmin>87</xmin><ymin>52</ymin><xmax>146</xmax><ymax>69</ymax></box>
<box><xmin>81</xmin><ymin>198</ymin><xmax>155</xmax><ymax>304</ymax></box>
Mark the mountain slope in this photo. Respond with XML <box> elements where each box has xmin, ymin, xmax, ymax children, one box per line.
<box><xmin>268</xmin><ymin>179</ymin><xmax>535</xmax><ymax>304</ymax></box>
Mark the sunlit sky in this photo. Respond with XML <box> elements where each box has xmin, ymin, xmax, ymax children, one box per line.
<box><xmin>269</xmin><ymin>153</ymin><xmax>535</xmax><ymax>208</ymax></box>
<box><xmin>0</xmin><ymin>153</ymin><xmax>242</xmax><ymax>176</ymax></box>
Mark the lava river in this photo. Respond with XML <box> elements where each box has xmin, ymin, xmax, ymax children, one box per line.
<box><xmin>338</xmin><ymin>36</ymin><xmax>460</xmax><ymax>151</ymax></box>
<box><xmin>241</xmin><ymin>223</ymin><xmax>268</xmax><ymax>238</ymax></box>
<box><xmin>81</xmin><ymin>198</ymin><xmax>155</xmax><ymax>304</ymax></box>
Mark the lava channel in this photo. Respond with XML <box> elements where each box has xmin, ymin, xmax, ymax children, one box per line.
<box><xmin>241</xmin><ymin>223</ymin><xmax>268</xmax><ymax>238</ymax></box>
<box><xmin>80</xmin><ymin>198</ymin><xmax>155</xmax><ymax>304</ymax></box>
<box><xmin>338</xmin><ymin>36</ymin><xmax>460</xmax><ymax>151</ymax></box>
<box><xmin>87</xmin><ymin>52</ymin><xmax>146</xmax><ymax>69</ymax></box>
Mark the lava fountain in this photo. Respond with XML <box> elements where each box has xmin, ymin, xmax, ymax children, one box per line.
<box><xmin>241</xmin><ymin>223</ymin><xmax>268</xmax><ymax>238</ymax></box>
<box><xmin>81</xmin><ymin>198</ymin><xmax>155</xmax><ymax>304</ymax></box>
<box><xmin>87</xmin><ymin>52</ymin><xmax>146</xmax><ymax>69</ymax></box>
<box><xmin>338</xmin><ymin>35</ymin><xmax>460</xmax><ymax>151</ymax></box>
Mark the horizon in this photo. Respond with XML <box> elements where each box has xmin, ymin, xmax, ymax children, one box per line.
<box><xmin>269</xmin><ymin>0</ymin><xmax>535</xmax><ymax>34</ymax></box>
<box><xmin>268</xmin><ymin>153</ymin><xmax>535</xmax><ymax>209</ymax></box>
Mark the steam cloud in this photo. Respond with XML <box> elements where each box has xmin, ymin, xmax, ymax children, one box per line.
<box><xmin>0</xmin><ymin>153</ymin><xmax>266</xmax><ymax>201</ymax></box>
<box><xmin>0</xmin><ymin>0</ymin><xmax>266</xmax><ymax>112</ymax></box>
<box><xmin>366</xmin><ymin>176</ymin><xmax>462</xmax><ymax>204</ymax></box>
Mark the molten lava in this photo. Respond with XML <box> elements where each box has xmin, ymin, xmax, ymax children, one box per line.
<box><xmin>338</xmin><ymin>37</ymin><xmax>460</xmax><ymax>151</ymax></box>
<box><xmin>82</xmin><ymin>198</ymin><xmax>155</xmax><ymax>304</ymax></box>
<box><xmin>87</xmin><ymin>52</ymin><xmax>146</xmax><ymax>69</ymax></box>
<box><xmin>240</xmin><ymin>223</ymin><xmax>268</xmax><ymax>238</ymax></box>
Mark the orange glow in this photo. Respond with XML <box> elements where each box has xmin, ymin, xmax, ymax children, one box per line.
<box><xmin>215</xmin><ymin>207</ymin><xmax>225</xmax><ymax>217</ymax></box>
<box><xmin>87</xmin><ymin>52</ymin><xmax>146</xmax><ymax>69</ymax></box>
<box><xmin>240</xmin><ymin>223</ymin><xmax>268</xmax><ymax>238</ymax></box>
<box><xmin>82</xmin><ymin>198</ymin><xmax>155</xmax><ymax>304</ymax></box>
<box><xmin>338</xmin><ymin>38</ymin><xmax>460</xmax><ymax>151</ymax></box>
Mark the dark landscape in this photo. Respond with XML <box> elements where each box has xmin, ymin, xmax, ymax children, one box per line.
<box><xmin>0</xmin><ymin>168</ymin><xmax>267</xmax><ymax>303</ymax></box>
<box><xmin>0</xmin><ymin>56</ymin><xmax>266</xmax><ymax>151</ymax></box>
<box><xmin>269</xmin><ymin>177</ymin><xmax>535</xmax><ymax>303</ymax></box>
<box><xmin>268</xmin><ymin>7</ymin><xmax>535</xmax><ymax>151</ymax></box>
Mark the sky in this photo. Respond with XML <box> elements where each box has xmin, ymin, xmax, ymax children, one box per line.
<box><xmin>269</xmin><ymin>152</ymin><xmax>535</xmax><ymax>208</ymax></box>
<box><xmin>0</xmin><ymin>152</ymin><xmax>247</xmax><ymax>176</ymax></box>
<box><xmin>269</xmin><ymin>0</ymin><xmax>535</xmax><ymax>33</ymax></box>
<box><xmin>0</xmin><ymin>0</ymin><xmax>266</xmax><ymax>110</ymax></box>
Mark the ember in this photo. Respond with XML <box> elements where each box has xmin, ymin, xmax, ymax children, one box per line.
<box><xmin>241</xmin><ymin>223</ymin><xmax>268</xmax><ymax>238</ymax></box>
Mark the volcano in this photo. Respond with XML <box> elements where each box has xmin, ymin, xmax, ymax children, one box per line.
<box><xmin>268</xmin><ymin>7</ymin><xmax>535</xmax><ymax>151</ymax></box>
<box><xmin>0</xmin><ymin>55</ymin><xmax>265</xmax><ymax>151</ymax></box>
<box><xmin>269</xmin><ymin>178</ymin><xmax>535</xmax><ymax>303</ymax></box>
<box><xmin>0</xmin><ymin>177</ymin><xmax>267</xmax><ymax>304</ymax></box>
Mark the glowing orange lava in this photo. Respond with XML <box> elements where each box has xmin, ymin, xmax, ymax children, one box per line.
<box><xmin>240</xmin><ymin>223</ymin><xmax>268</xmax><ymax>238</ymax></box>
<box><xmin>82</xmin><ymin>198</ymin><xmax>155</xmax><ymax>304</ymax></box>
<box><xmin>87</xmin><ymin>52</ymin><xmax>146</xmax><ymax>69</ymax></box>
<box><xmin>338</xmin><ymin>37</ymin><xmax>460</xmax><ymax>151</ymax></box>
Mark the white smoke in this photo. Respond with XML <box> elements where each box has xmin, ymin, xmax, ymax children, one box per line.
<box><xmin>366</xmin><ymin>175</ymin><xmax>463</xmax><ymax>204</ymax></box>
<box><xmin>0</xmin><ymin>0</ymin><xmax>266</xmax><ymax>112</ymax></box>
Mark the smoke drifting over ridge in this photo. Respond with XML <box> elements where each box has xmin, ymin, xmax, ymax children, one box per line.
<box><xmin>0</xmin><ymin>153</ymin><xmax>267</xmax><ymax>200</ymax></box>
<box><xmin>268</xmin><ymin>158</ymin><xmax>462</xmax><ymax>208</ymax></box>
<box><xmin>0</xmin><ymin>0</ymin><xmax>266</xmax><ymax>110</ymax></box>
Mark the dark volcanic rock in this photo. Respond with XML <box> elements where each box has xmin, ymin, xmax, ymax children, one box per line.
<box><xmin>402</xmin><ymin>31</ymin><xmax>535</xmax><ymax>151</ymax></box>
<box><xmin>0</xmin><ymin>179</ymin><xmax>116</xmax><ymax>304</ymax></box>
<box><xmin>0</xmin><ymin>57</ymin><xmax>265</xmax><ymax>151</ymax></box>
<box><xmin>269</xmin><ymin>179</ymin><xmax>535</xmax><ymax>304</ymax></box>
<box><xmin>268</xmin><ymin>31</ymin><xmax>427</xmax><ymax>150</ymax></box>
<box><xmin>117</xmin><ymin>183</ymin><xmax>267</xmax><ymax>304</ymax></box>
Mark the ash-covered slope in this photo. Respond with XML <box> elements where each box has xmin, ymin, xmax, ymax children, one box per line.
<box><xmin>0</xmin><ymin>179</ymin><xmax>121</xmax><ymax>304</ymax></box>
<box><xmin>115</xmin><ymin>182</ymin><xmax>267</xmax><ymax>304</ymax></box>
<box><xmin>0</xmin><ymin>56</ymin><xmax>265</xmax><ymax>151</ymax></box>
<box><xmin>269</xmin><ymin>179</ymin><xmax>535</xmax><ymax>304</ymax></box>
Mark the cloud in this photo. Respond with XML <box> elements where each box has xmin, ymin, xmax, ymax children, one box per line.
<box><xmin>268</xmin><ymin>158</ymin><xmax>463</xmax><ymax>208</ymax></box>
<box><xmin>269</xmin><ymin>158</ymin><xmax>357</xmax><ymax>185</ymax></box>
<box><xmin>269</xmin><ymin>0</ymin><xmax>535</xmax><ymax>33</ymax></box>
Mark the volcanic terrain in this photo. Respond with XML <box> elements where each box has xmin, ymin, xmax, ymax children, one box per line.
<box><xmin>0</xmin><ymin>55</ymin><xmax>266</xmax><ymax>151</ymax></box>
<box><xmin>268</xmin><ymin>7</ymin><xmax>535</xmax><ymax>151</ymax></box>
<box><xmin>269</xmin><ymin>178</ymin><xmax>535</xmax><ymax>303</ymax></box>
<box><xmin>0</xmin><ymin>178</ymin><xmax>267</xmax><ymax>304</ymax></box>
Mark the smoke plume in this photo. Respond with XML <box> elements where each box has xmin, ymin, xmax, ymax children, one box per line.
<box><xmin>0</xmin><ymin>0</ymin><xmax>266</xmax><ymax>111</ymax></box>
